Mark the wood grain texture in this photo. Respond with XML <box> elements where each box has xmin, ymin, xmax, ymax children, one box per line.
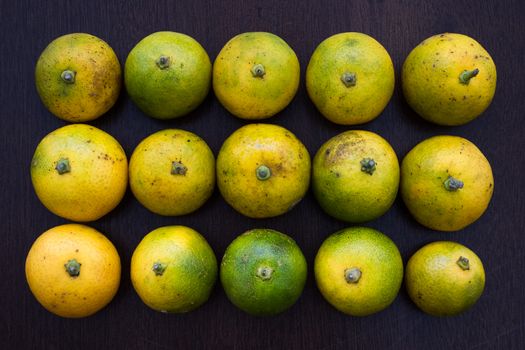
<box><xmin>1</xmin><ymin>0</ymin><xmax>524</xmax><ymax>349</ymax></box>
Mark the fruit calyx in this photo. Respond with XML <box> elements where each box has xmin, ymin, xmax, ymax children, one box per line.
<box><xmin>459</xmin><ymin>69</ymin><xmax>479</xmax><ymax>85</ymax></box>
<box><xmin>256</xmin><ymin>165</ymin><xmax>271</xmax><ymax>181</ymax></box>
<box><xmin>256</xmin><ymin>266</ymin><xmax>273</xmax><ymax>281</ymax></box>
<box><xmin>341</xmin><ymin>72</ymin><xmax>357</xmax><ymax>87</ymax></box>
<box><xmin>55</xmin><ymin>158</ymin><xmax>71</xmax><ymax>174</ymax></box>
<box><xmin>64</xmin><ymin>259</ymin><xmax>81</xmax><ymax>277</ymax></box>
<box><xmin>360</xmin><ymin>158</ymin><xmax>376</xmax><ymax>175</ymax></box>
<box><xmin>156</xmin><ymin>55</ymin><xmax>171</xmax><ymax>69</ymax></box>
<box><xmin>344</xmin><ymin>267</ymin><xmax>361</xmax><ymax>283</ymax></box>
<box><xmin>171</xmin><ymin>161</ymin><xmax>187</xmax><ymax>175</ymax></box>
<box><xmin>443</xmin><ymin>176</ymin><xmax>464</xmax><ymax>191</ymax></box>
<box><xmin>251</xmin><ymin>64</ymin><xmax>266</xmax><ymax>78</ymax></box>
<box><xmin>152</xmin><ymin>262</ymin><xmax>167</xmax><ymax>276</ymax></box>
<box><xmin>457</xmin><ymin>256</ymin><xmax>470</xmax><ymax>270</ymax></box>
<box><xmin>61</xmin><ymin>70</ymin><xmax>76</xmax><ymax>84</ymax></box>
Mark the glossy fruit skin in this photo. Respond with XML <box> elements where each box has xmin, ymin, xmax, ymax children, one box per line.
<box><xmin>306</xmin><ymin>32</ymin><xmax>395</xmax><ymax>125</ymax></box>
<box><xmin>312</xmin><ymin>130</ymin><xmax>399</xmax><ymax>222</ymax></box>
<box><xmin>402</xmin><ymin>33</ymin><xmax>497</xmax><ymax>125</ymax></box>
<box><xmin>125</xmin><ymin>31</ymin><xmax>211</xmax><ymax>119</ymax></box>
<box><xmin>30</xmin><ymin>124</ymin><xmax>128</xmax><ymax>222</ymax></box>
<box><xmin>35</xmin><ymin>33</ymin><xmax>121</xmax><ymax>122</ymax></box>
<box><xmin>401</xmin><ymin>135</ymin><xmax>494</xmax><ymax>231</ymax></box>
<box><xmin>213</xmin><ymin>32</ymin><xmax>300</xmax><ymax>119</ymax></box>
<box><xmin>129</xmin><ymin>129</ymin><xmax>215</xmax><ymax>216</ymax></box>
<box><xmin>405</xmin><ymin>241</ymin><xmax>485</xmax><ymax>316</ymax></box>
<box><xmin>130</xmin><ymin>226</ymin><xmax>217</xmax><ymax>313</ymax></box>
<box><xmin>25</xmin><ymin>224</ymin><xmax>121</xmax><ymax>318</ymax></box>
<box><xmin>216</xmin><ymin>124</ymin><xmax>310</xmax><ymax>218</ymax></box>
<box><xmin>220</xmin><ymin>229</ymin><xmax>307</xmax><ymax>316</ymax></box>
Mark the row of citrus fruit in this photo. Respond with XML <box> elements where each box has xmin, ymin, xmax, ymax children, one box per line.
<box><xmin>26</xmin><ymin>224</ymin><xmax>485</xmax><ymax>318</ymax></box>
<box><xmin>30</xmin><ymin>123</ymin><xmax>493</xmax><ymax>231</ymax></box>
<box><xmin>35</xmin><ymin>31</ymin><xmax>496</xmax><ymax>126</ymax></box>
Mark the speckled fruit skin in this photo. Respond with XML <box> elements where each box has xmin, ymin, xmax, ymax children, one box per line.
<box><xmin>402</xmin><ymin>33</ymin><xmax>497</xmax><ymax>125</ymax></box>
<box><xmin>35</xmin><ymin>33</ymin><xmax>121</xmax><ymax>122</ymax></box>
<box><xmin>400</xmin><ymin>135</ymin><xmax>494</xmax><ymax>231</ymax></box>
<box><xmin>306</xmin><ymin>32</ymin><xmax>395</xmax><ymax>125</ymax></box>
<box><xmin>220</xmin><ymin>228</ymin><xmax>307</xmax><ymax>316</ymax></box>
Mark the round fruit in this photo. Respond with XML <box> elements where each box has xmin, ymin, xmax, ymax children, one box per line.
<box><xmin>35</xmin><ymin>33</ymin><xmax>121</xmax><ymax>122</ymax></box>
<box><xmin>313</xmin><ymin>130</ymin><xmax>399</xmax><ymax>222</ymax></box>
<box><xmin>405</xmin><ymin>241</ymin><xmax>485</xmax><ymax>316</ymax></box>
<box><xmin>216</xmin><ymin>124</ymin><xmax>310</xmax><ymax>218</ymax></box>
<box><xmin>125</xmin><ymin>31</ymin><xmax>211</xmax><ymax>119</ymax></box>
<box><xmin>220</xmin><ymin>228</ymin><xmax>307</xmax><ymax>316</ymax></box>
<box><xmin>306</xmin><ymin>32</ymin><xmax>395</xmax><ymax>125</ymax></box>
<box><xmin>314</xmin><ymin>227</ymin><xmax>403</xmax><ymax>316</ymax></box>
<box><xmin>213</xmin><ymin>32</ymin><xmax>300</xmax><ymax>119</ymax></box>
<box><xmin>30</xmin><ymin>124</ymin><xmax>128</xmax><ymax>222</ymax></box>
<box><xmin>402</xmin><ymin>33</ymin><xmax>497</xmax><ymax>125</ymax></box>
<box><xmin>401</xmin><ymin>135</ymin><xmax>494</xmax><ymax>231</ymax></box>
<box><xmin>25</xmin><ymin>224</ymin><xmax>121</xmax><ymax>318</ymax></box>
<box><xmin>129</xmin><ymin>129</ymin><xmax>215</xmax><ymax>216</ymax></box>
<box><xmin>130</xmin><ymin>226</ymin><xmax>217</xmax><ymax>313</ymax></box>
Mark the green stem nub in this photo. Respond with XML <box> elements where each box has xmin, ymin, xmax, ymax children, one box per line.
<box><xmin>344</xmin><ymin>267</ymin><xmax>361</xmax><ymax>284</ymax></box>
<box><xmin>61</xmin><ymin>70</ymin><xmax>76</xmax><ymax>84</ymax></box>
<box><xmin>360</xmin><ymin>158</ymin><xmax>376</xmax><ymax>175</ymax></box>
<box><xmin>444</xmin><ymin>176</ymin><xmax>464</xmax><ymax>191</ymax></box>
<box><xmin>341</xmin><ymin>72</ymin><xmax>357</xmax><ymax>87</ymax></box>
<box><xmin>152</xmin><ymin>262</ymin><xmax>167</xmax><ymax>276</ymax></box>
<box><xmin>256</xmin><ymin>266</ymin><xmax>273</xmax><ymax>281</ymax></box>
<box><xmin>459</xmin><ymin>69</ymin><xmax>479</xmax><ymax>85</ymax></box>
<box><xmin>251</xmin><ymin>63</ymin><xmax>266</xmax><ymax>78</ymax></box>
<box><xmin>457</xmin><ymin>256</ymin><xmax>470</xmax><ymax>270</ymax></box>
<box><xmin>171</xmin><ymin>161</ymin><xmax>187</xmax><ymax>175</ymax></box>
<box><xmin>55</xmin><ymin>158</ymin><xmax>71</xmax><ymax>174</ymax></box>
<box><xmin>156</xmin><ymin>55</ymin><xmax>171</xmax><ymax>69</ymax></box>
<box><xmin>256</xmin><ymin>165</ymin><xmax>271</xmax><ymax>180</ymax></box>
<box><xmin>64</xmin><ymin>259</ymin><xmax>81</xmax><ymax>277</ymax></box>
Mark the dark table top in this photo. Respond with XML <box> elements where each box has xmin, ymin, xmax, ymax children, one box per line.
<box><xmin>2</xmin><ymin>0</ymin><xmax>524</xmax><ymax>349</ymax></box>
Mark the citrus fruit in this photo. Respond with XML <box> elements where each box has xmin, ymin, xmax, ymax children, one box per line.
<box><xmin>129</xmin><ymin>129</ymin><xmax>215</xmax><ymax>216</ymax></box>
<box><xmin>30</xmin><ymin>124</ymin><xmax>128</xmax><ymax>222</ymax></box>
<box><xmin>306</xmin><ymin>32</ymin><xmax>395</xmax><ymax>125</ymax></box>
<box><xmin>405</xmin><ymin>241</ymin><xmax>485</xmax><ymax>316</ymax></box>
<box><xmin>312</xmin><ymin>130</ymin><xmax>399</xmax><ymax>222</ymax></box>
<box><xmin>25</xmin><ymin>224</ymin><xmax>121</xmax><ymax>318</ymax></box>
<box><xmin>130</xmin><ymin>226</ymin><xmax>217</xmax><ymax>313</ymax></box>
<box><xmin>314</xmin><ymin>227</ymin><xmax>403</xmax><ymax>316</ymax></box>
<box><xmin>220</xmin><ymin>228</ymin><xmax>307</xmax><ymax>316</ymax></box>
<box><xmin>125</xmin><ymin>31</ymin><xmax>211</xmax><ymax>119</ymax></box>
<box><xmin>216</xmin><ymin>124</ymin><xmax>310</xmax><ymax>218</ymax></box>
<box><xmin>402</xmin><ymin>33</ymin><xmax>497</xmax><ymax>125</ymax></box>
<box><xmin>213</xmin><ymin>32</ymin><xmax>300</xmax><ymax>119</ymax></box>
<box><xmin>35</xmin><ymin>33</ymin><xmax>121</xmax><ymax>122</ymax></box>
<box><xmin>401</xmin><ymin>135</ymin><xmax>494</xmax><ymax>231</ymax></box>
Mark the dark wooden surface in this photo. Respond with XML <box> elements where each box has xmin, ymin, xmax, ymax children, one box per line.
<box><xmin>2</xmin><ymin>0</ymin><xmax>524</xmax><ymax>349</ymax></box>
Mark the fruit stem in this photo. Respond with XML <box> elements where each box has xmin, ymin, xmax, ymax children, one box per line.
<box><xmin>156</xmin><ymin>55</ymin><xmax>171</xmax><ymax>69</ymax></box>
<box><xmin>256</xmin><ymin>266</ymin><xmax>273</xmax><ymax>281</ymax></box>
<box><xmin>341</xmin><ymin>72</ymin><xmax>357</xmax><ymax>87</ymax></box>
<box><xmin>64</xmin><ymin>259</ymin><xmax>81</xmax><ymax>277</ymax></box>
<box><xmin>344</xmin><ymin>267</ymin><xmax>361</xmax><ymax>283</ymax></box>
<box><xmin>152</xmin><ymin>262</ymin><xmax>167</xmax><ymax>276</ymax></box>
<box><xmin>459</xmin><ymin>69</ymin><xmax>479</xmax><ymax>85</ymax></box>
<box><xmin>61</xmin><ymin>70</ymin><xmax>76</xmax><ymax>84</ymax></box>
<box><xmin>360</xmin><ymin>158</ymin><xmax>376</xmax><ymax>175</ymax></box>
<box><xmin>55</xmin><ymin>158</ymin><xmax>71</xmax><ymax>174</ymax></box>
<box><xmin>443</xmin><ymin>176</ymin><xmax>464</xmax><ymax>191</ymax></box>
<box><xmin>171</xmin><ymin>161</ymin><xmax>187</xmax><ymax>175</ymax></box>
<box><xmin>251</xmin><ymin>63</ymin><xmax>266</xmax><ymax>78</ymax></box>
<box><xmin>457</xmin><ymin>256</ymin><xmax>470</xmax><ymax>270</ymax></box>
<box><xmin>256</xmin><ymin>165</ymin><xmax>271</xmax><ymax>180</ymax></box>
